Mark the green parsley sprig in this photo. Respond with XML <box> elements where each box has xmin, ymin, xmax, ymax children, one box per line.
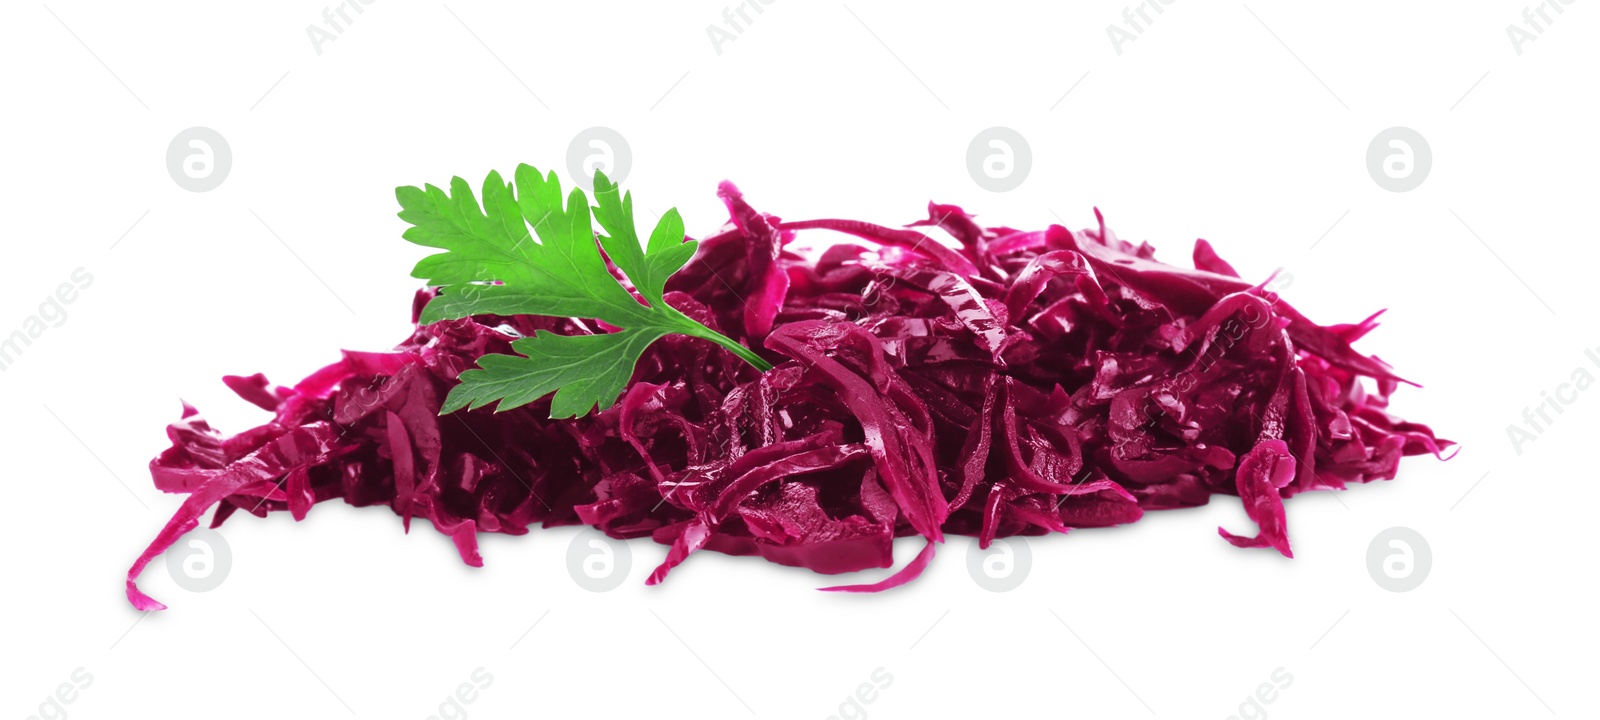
<box><xmin>397</xmin><ymin>164</ymin><xmax>771</xmax><ymax>418</ymax></box>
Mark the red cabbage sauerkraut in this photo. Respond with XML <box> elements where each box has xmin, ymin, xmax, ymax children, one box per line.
<box><xmin>126</xmin><ymin>183</ymin><xmax>1449</xmax><ymax>608</ymax></box>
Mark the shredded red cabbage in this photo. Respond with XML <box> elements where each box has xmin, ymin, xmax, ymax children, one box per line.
<box><xmin>126</xmin><ymin>185</ymin><xmax>1450</xmax><ymax>608</ymax></box>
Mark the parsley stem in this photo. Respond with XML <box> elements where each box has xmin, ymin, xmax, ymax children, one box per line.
<box><xmin>714</xmin><ymin>335</ymin><xmax>775</xmax><ymax>372</ymax></box>
<box><xmin>674</xmin><ymin>316</ymin><xmax>773</xmax><ymax>372</ymax></box>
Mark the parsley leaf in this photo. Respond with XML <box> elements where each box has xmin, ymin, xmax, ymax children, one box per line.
<box><xmin>397</xmin><ymin>164</ymin><xmax>771</xmax><ymax>418</ymax></box>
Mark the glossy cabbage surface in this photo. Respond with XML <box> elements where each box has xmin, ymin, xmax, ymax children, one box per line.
<box><xmin>126</xmin><ymin>186</ymin><xmax>1449</xmax><ymax>608</ymax></box>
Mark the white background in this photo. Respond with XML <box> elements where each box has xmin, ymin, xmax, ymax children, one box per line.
<box><xmin>2</xmin><ymin>2</ymin><xmax>1595</xmax><ymax>718</ymax></box>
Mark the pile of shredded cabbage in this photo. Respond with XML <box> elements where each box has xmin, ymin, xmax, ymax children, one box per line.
<box><xmin>126</xmin><ymin>183</ymin><xmax>1449</xmax><ymax>608</ymax></box>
